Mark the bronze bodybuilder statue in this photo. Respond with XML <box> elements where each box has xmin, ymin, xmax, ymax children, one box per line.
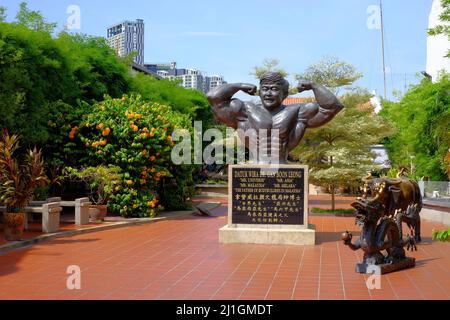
<box><xmin>206</xmin><ymin>72</ymin><xmax>343</xmax><ymax>164</ymax></box>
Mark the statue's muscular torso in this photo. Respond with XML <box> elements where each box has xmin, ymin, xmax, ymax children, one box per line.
<box><xmin>234</xmin><ymin>102</ymin><xmax>318</xmax><ymax>163</ymax></box>
<box><xmin>207</xmin><ymin>80</ymin><xmax>343</xmax><ymax>164</ymax></box>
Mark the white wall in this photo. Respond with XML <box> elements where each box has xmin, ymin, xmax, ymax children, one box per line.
<box><xmin>427</xmin><ymin>0</ymin><xmax>450</xmax><ymax>81</ymax></box>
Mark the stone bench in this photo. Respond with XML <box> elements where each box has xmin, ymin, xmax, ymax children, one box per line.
<box><xmin>63</xmin><ymin>198</ymin><xmax>91</xmax><ymax>225</ymax></box>
<box><xmin>1</xmin><ymin>197</ymin><xmax>91</xmax><ymax>233</ymax></box>
<box><xmin>29</xmin><ymin>197</ymin><xmax>91</xmax><ymax>226</ymax></box>
<box><xmin>432</xmin><ymin>191</ymin><xmax>441</xmax><ymax>198</ymax></box>
<box><xmin>0</xmin><ymin>202</ymin><xmax>62</xmax><ymax>233</ymax></box>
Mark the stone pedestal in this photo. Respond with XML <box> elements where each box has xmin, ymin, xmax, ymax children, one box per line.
<box><xmin>219</xmin><ymin>224</ymin><xmax>315</xmax><ymax>245</ymax></box>
<box><xmin>219</xmin><ymin>164</ymin><xmax>315</xmax><ymax>246</ymax></box>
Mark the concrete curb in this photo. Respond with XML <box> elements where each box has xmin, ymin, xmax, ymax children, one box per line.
<box><xmin>423</xmin><ymin>200</ymin><xmax>450</xmax><ymax>213</ymax></box>
<box><xmin>421</xmin><ymin>208</ymin><xmax>450</xmax><ymax>226</ymax></box>
<box><xmin>0</xmin><ymin>210</ymin><xmax>195</xmax><ymax>254</ymax></box>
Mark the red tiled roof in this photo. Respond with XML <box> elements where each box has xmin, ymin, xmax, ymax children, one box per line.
<box><xmin>357</xmin><ymin>101</ymin><xmax>375</xmax><ymax>112</ymax></box>
<box><xmin>283</xmin><ymin>96</ymin><xmax>314</xmax><ymax>105</ymax></box>
<box><xmin>285</xmin><ymin>97</ymin><xmax>376</xmax><ymax>112</ymax></box>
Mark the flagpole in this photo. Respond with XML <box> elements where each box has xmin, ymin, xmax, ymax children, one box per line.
<box><xmin>380</xmin><ymin>0</ymin><xmax>387</xmax><ymax>99</ymax></box>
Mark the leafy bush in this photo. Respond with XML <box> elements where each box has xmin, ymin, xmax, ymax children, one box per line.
<box><xmin>72</xmin><ymin>95</ymin><xmax>195</xmax><ymax>217</ymax></box>
<box><xmin>55</xmin><ymin>32</ymin><xmax>131</xmax><ymax>103</ymax></box>
<box><xmin>432</xmin><ymin>228</ymin><xmax>450</xmax><ymax>242</ymax></box>
<box><xmin>380</xmin><ymin>75</ymin><xmax>450</xmax><ymax>180</ymax></box>
<box><xmin>45</xmin><ymin>100</ymin><xmax>93</xmax><ymax>168</ymax></box>
<box><xmin>0</xmin><ymin>22</ymin><xmax>74</xmax><ymax>147</ymax></box>
<box><xmin>0</xmin><ymin>8</ymin><xmax>208</xmax><ymax>214</ymax></box>
<box><xmin>0</xmin><ymin>22</ymin><xmax>132</xmax><ymax>149</ymax></box>
<box><xmin>63</xmin><ymin>165</ymin><xmax>123</xmax><ymax>205</ymax></box>
<box><xmin>130</xmin><ymin>73</ymin><xmax>213</xmax><ymax>126</ymax></box>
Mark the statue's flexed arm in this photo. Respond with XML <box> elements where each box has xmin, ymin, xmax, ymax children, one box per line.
<box><xmin>297</xmin><ymin>80</ymin><xmax>344</xmax><ymax>128</ymax></box>
<box><xmin>206</xmin><ymin>83</ymin><xmax>256</xmax><ymax>129</ymax></box>
<box><xmin>288</xmin><ymin>80</ymin><xmax>343</xmax><ymax>150</ymax></box>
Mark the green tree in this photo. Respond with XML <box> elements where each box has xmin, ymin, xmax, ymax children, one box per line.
<box><xmin>15</xmin><ymin>2</ymin><xmax>56</xmax><ymax>34</ymax></box>
<box><xmin>295</xmin><ymin>56</ymin><xmax>363</xmax><ymax>94</ymax></box>
<box><xmin>0</xmin><ymin>21</ymin><xmax>131</xmax><ymax>148</ymax></box>
<box><xmin>130</xmin><ymin>73</ymin><xmax>213</xmax><ymax>126</ymax></box>
<box><xmin>0</xmin><ymin>22</ymin><xmax>75</xmax><ymax>146</ymax></box>
<box><xmin>291</xmin><ymin>89</ymin><xmax>394</xmax><ymax>209</ymax></box>
<box><xmin>251</xmin><ymin>58</ymin><xmax>289</xmax><ymax>79</ymax></box>
<box><xmin>428</xmin><ymin>0</ymin><xmax>450</xmax><ymax>57</ymax></box>
<box><xmin>445</xmin><ymin>151</ymin><xmax>450</xmax><ymax>179</ymax></box>
<box><xmin>0</xmin><ymin>6</ymin><xmax>6</xmax><ymax>22</ymax></box>
<box><xmin>380</xmin><ymin>75</ymin><xmax>450</xmax><ymax>180</ymax></box>
<box><xmin>250</xmin><ymin>58</ymin><xmax>301</xmax><ymax>94</ymax></box>
<box><xmin>55</xmin><ymin>32</ymin><xmax>131</xmax><ymax>102</ymax></box>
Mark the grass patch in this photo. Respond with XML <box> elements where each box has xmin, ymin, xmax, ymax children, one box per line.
<box><xmin>311</xmin><ymin>208</ymin><xmax>355</xmax><ymax>215</ymax></box>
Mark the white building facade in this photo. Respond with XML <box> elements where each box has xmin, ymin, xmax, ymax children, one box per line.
<box><xmin>147</xmin><ymin>62</ymin><xmax>226</xmax><ymax>93</ymax></box>
<box><xmin>427</xmin><ymin>0</ymin><xmax>450</xmax><ymax>81</ymax></box>
<box><xmin>208</xmin><ymin>75</ymin><xmax>226</xmax><ymax>91</ymax></box>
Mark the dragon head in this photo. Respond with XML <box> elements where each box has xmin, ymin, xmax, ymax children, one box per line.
<box><xmin>351</xmin><ymin>199</ymin><xmax>384</xmax><ymax>226</ymax></box>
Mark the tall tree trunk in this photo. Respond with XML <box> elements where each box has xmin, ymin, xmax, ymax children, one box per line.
<box><xmin>330</xmin><ymin>155</ymin><xmax>335</xmax><ymax>211</ymax></box>
<box><xmin>331</xmin><ymin>184</ymin><xmax>335</xmax><ymax>211</ymax></box>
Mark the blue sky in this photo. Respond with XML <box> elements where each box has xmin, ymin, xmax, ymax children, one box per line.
<box><xmin>2</xmin><ymin>0</ymin><xmax>434</xmax><ymax>100</ymax></box>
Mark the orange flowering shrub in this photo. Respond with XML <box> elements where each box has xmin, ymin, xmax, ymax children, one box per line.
<box><xmin>74</xmin><ymin>95</ymin><xmax>194</xmax><ymax>217</ymax></box>
<box><xmin>68</xmin><ymin>126</ymin><xmax>78</xmax><ymax>140</ymax></box>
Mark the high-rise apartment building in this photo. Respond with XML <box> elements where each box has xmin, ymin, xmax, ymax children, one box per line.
<box><xmin>144</xmin><ymin>62</ymin><xmax>177</xmax><ymax>74</ymax></box>
<box><xmin>144</xmin><ymin>61</ymin><xmax>226</xmax><ymax>93</ymax></box>
<box><xmin>107</xmin><ymin>19</ymin><xmax>144</xmax><ymax>65</ymax></box>
<box><xmin>177</xmin><ymin>69</ymin><xmax>205</xmax><ymax>91</ymax></box>
<box><xmin>207</xmin><ymin>75</ymin><xmax>226</xmax><ymax>91</ymax></box>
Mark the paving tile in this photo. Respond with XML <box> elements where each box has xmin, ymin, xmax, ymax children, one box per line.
<box><xmin>0</xmin><ymin>195</ymin><xmax>449</xmax><ymax>300</ymax></box>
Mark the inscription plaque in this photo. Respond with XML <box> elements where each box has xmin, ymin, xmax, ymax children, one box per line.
<box><xmin>231</xmin><ymin>167</ymin><xmax>305</xmax><ymax>225</ymax></box>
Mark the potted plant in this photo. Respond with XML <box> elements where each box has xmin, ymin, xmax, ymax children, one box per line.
<box><xmin>0</xmin><ymin>129</ymin><xmax>48</xmax><ymax>241</ymax></box>
<box><xmin>63</xmin><ymin>165</ymin><xmax>122</xmax><ymax>221</ymax></box>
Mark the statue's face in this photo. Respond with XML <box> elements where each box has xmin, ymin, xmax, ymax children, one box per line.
<box><xmin>259</xmin><ymin>83</ymin><xmax>284</xmax><ymax>110</ymax></box>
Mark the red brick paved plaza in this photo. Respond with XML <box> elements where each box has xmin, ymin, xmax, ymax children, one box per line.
<box><xmin>0</xmin><ymin>196</ymin><xmax>449</xmax><ymax>300</ymax></box>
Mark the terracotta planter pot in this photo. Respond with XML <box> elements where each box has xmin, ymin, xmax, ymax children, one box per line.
<box><xmin>3</xmin><ymin>212</ymin><xmax>25</xmax><ymax>241</ymax></box>
<box><xmin>89</xmin><ymin>205</ymin><xmax>108</xmax><ymax>222</ymax></box>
